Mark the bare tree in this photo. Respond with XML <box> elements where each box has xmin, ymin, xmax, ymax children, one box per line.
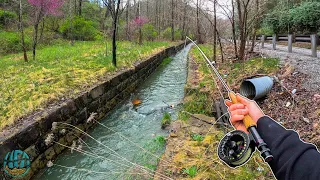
<box><xmin>103</xmin><ymin>0</ymin><xmax>123</xmax><ymax>67</ymax></box>
<box><xmin>213</xmin><ymin>0</ymin><xmax>217</xmax><ymax>61</ymax></box>
<box><xmin>196</xmin><ymin>0</ymin><xmax>203</xmax><ymax>43</ymax></box>
<box><xmin>181</xmin><ymin>0</ymin><xmax>188</xmax><ymax>40</ymax></box>
<box><xmin>171</xmin><ymin>0</ymin><xmax>174</xmax><ymax>41</ymax></box>
<box><xmin>217</xmin><ymin>0</ymin><xmax>238</xmax><ymax>58</ymax></box>
<box><xmin>236</xmin><ymin>0</ymin><xmax>251</xmax><ymax>61</ymax></box>
<box><xmin>18</xmin><ymin>0</ymin><xmax>28</xmax><ymax>62</ymax></box>
<box><xmin>126</xmin><ymin>0</ymin><xmax>130</xmax><ymax>40</ymax></box>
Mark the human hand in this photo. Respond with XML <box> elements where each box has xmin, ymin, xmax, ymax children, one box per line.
<box><xmin>225</xmin><ymin>94</ymin><xmax>265</xmax><ymax>133</ymax></box>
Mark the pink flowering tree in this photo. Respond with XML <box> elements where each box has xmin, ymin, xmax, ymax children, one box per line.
<box><xmin>28</xmin><ymin>0</ymin><xmax>64</xmax><ymax>60</ymax></box>
<box><xmin>130</xmin><ymin>16</ymin><xmax>149</xmax><ymax>45</ymax></box>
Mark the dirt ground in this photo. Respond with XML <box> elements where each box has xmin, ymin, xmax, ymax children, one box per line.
<box><xmin>256</xmin><ymin>66</ymin><xmax>320</xmax><ymax>146</ymax></box>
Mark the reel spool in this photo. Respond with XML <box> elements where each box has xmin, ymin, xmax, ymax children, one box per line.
<box><xmin>218</xmin><ymin>130</ymin><xmax>255</xmax><ymax>167</ymax></box>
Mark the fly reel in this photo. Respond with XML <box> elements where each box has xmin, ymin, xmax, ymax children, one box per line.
<box><xmin>218</xmin><ymin>130</ymin><xmax>255</xmax><ymax>167</ymax></box>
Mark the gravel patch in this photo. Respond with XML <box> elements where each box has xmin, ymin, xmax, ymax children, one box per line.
<box><xmin>258</xmin><ymin>44</ymin><xmax>320</xmax><ymax>91</ymax></box>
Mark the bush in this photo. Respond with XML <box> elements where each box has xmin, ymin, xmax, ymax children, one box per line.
<box><xmin>191</xmin><ymin>134</ymin><xmax>204</xmax><ymax>142</ymax></box>
<box><xmin>263</xmin><ymin>10</ymin><xmax>290</xmax><ymax>34</ymax></box>
<box><xmin>289</xmin><ymin>2</ymin><xmax>320</xmax><ymax>33</ymax></box>
<box><xmin>263</xmin><ymin>2</ymin><xmax>320</xmax><ymax>34</ymax></box>
<box><xmin>0</xmin><ymin>9</ymin><xmax>17</xmax><ymax>28</ymax></box>
<box><xmin>183</xmin><ymin>166</ymin><xmax>197</xmax><ymax>178</ymax></box>
<box><xmin>60</xmin><ymin>16</ymin><xmax>99</xmax><ymax>41</ymax></box>
<box><xmin>161</xmin><ymin>112</ymin><xmax>171</xmax><ymax>129</ymax></box>
<box><xmin>142</xmin><ymin>23</ymin><xmax>157</xmax><ymax>41</ymax></box>
<box><xmin>257</xmin><ymin>26</ymin><xmax>274</xmax><ymax>36</ymax></box>
<box><xmin>161</xmin><ymin>27</ymin><xmax>182</xmax><ymax>40</ymax></box>
<box><xmin>0</xmin><ymin>31</ymin><xmax>32</xmax><ymax>55</ymax></box>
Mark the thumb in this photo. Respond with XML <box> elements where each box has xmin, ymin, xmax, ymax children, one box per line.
<box><xmin>236</xmin><ymin>94</ymin><xmax>250</xmax><ymax>105</ymax></box>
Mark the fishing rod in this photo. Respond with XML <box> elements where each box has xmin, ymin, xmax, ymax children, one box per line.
<box><xmin>186</xmin><ymin>36</ymin><xmax>273</xmax><ymax>167</ymax></box>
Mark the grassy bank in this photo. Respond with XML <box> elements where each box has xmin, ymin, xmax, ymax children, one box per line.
<box><xmin>157</xmin><ymin>44</ymin><xmax>280</xmax><ymax>179</ymax></box>
<box><xmin>0</xmin><ymin>41</ymin><xmax>175</xmax><ymax>130</ymax></box>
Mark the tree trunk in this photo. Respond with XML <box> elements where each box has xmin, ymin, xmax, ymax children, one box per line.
<box><xmin>171</xmin><ymin>0</ymin><xmax>174</xmax><ymax>41</ymax></box>
<box><xmin>138</xmin><ymin>1</ymin><xmax>142</xmax><ymax>45</ymax></box>
<box><xmin>79</xmin><ymin>0</ymin><xmax>82</xmax><ymax>16</ymax></box>
<box><xmin>112</xmin><ymin>20</ymin><xmax>117</xmax><ymax>66</ymax></box>
<box><xmin>18</xmin><ymin>0</ymin><xmax>28</xmax><ymax>62</ymax></box>
<box><xmin>216</xmin><ymin>27</ymin><xmax>224</xmax><ymax>63</ymax></box>
<box><xmin>181</xmin><ymin>1</ymin><xmax>187</xmax><ymax>40</ymax></box>
<box><xmin>32</xmin><ymin>23</ymin><xmax>39</xmax><ymax>60</ymax></box>
<box><xmin>112</xmin><ymin>0</ymin><xmax>121</xmax><ymax>67</ymax></box>
<box><xmin>236</xmin><ymin>0</ymin><xmax>245</xmax><ymax>61</ymax></box>
<box><xmin>231</xmin><ymin>0</ymin><xmax>238</xmax><ymax>58</ymax></box>
<box><xmin>213</xmin><ymin>0</ymin><xmax>217</xmax><ymax>62</ymax></box>
<box><xmin>250</xmin><ymin>0</ymin><xmax>259</xmax><ymax>52</ymax></box>
<box><xmin>39</xmin><ymin>19</ymin><xmax>45</xmax><ymax>42</ymax></box>
<box><xmin>146</xmin><ymin>0</ymin><xmax>149</xmax><ymax>17</ymax></box>
<box><xmin>196</xmin><ymin>0</ymin><xmax>202</xmax><ymax>43</ymax></box>
<box><xmin>126</xmin><ymin>0</ymin><xmax>130</xmax><ymax>40</ymax></box>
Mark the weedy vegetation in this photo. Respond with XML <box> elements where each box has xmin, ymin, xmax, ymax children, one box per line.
<box><xmin>183</xmin><ymin>165</ymin><xmax>198</xmax><ymax>178</ymax></box>
<box><xmin>161</xmin><ymin>112</ymin><xmax>172</xmax><ymax>129</ymax></box>
<box><xmin>0</xmin><ymin>41</ymin><xmax>173</xmax><ymax>130</ymax></box>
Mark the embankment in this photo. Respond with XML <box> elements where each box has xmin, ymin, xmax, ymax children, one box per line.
<box><xmin>0</xmin><ymin>42</ymin><xmax>186</xmax><ymax>179</ymax></box>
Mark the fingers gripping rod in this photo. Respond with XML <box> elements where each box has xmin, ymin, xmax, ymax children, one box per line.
<box><xmin>186</xmin><ymin>36</ymin><xmax>273</xmax><ymax>164</ymax></box>
<box><xmin>186</xmin><ymin>37</ymin><xmax>255</xmax><ymax>128</ymax></box>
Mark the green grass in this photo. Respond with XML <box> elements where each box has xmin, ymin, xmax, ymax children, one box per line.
<box><xmin>161</xmin><ymin>112</ymin><xmax>172</xmax><ymax>129</ymax></box>
<box><xmin>190</xmin><ymin>44</ymin><xmax>217</xmax><ymax>90</ymax></box>
<box><xmin>183</xmin><ymin>165</ymin><xmax>198</xmax><ymax>178</ymax></box>
<box><xmin>191</xmin><ymin>134</ymin><xmax>204</xmax><ymax>142</ymax></box>
<box><xmin>174</xmin><ymin>45</ymin><xmax>277</xmax><ymax>179</ymax></box>
<box><xmin>0</xmin><ymin>40</ymin><xmax>174</xmax><ymax>130</ymax></box>
<box><xmin>160</xmin><ymin>57</ymin><xmax>173</xmax><ymax>66</ymax></box>
<box><xmin>225</xmin><ymin>57</ymin><xmax>280</xmax><ymax>84</ymax></box>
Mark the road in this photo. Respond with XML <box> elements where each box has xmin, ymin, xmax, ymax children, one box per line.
<box><xmin>258</xmin><ymin>43</ymin><xmax>320</xmax><ymax>91</ymax></box>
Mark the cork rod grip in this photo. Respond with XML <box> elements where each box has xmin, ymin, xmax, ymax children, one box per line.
<box><xmin>229</xmin><ymin>91</ymin><xmax>257</xmax><ymax>128</ymax></box>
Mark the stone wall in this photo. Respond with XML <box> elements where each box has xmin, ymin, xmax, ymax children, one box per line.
<box><xmin>0</xmin><ymin>42</ymin><xmax>186</xmax><ymax>179</ymax></box>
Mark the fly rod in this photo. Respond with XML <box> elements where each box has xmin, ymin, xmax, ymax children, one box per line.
<box><xmin>186</xmin><ymin>36</ymin><xmax>273</xmax><ymax>167</ymax></box>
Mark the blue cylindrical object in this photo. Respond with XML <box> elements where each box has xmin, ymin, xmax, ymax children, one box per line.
<box><xmin>240</xmin><ymin>76</ymin><xmax>274</xmax><ymax>100</ymax></box>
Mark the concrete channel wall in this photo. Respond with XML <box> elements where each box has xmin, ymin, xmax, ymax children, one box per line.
<box><xmin>0</xmin><ymin>42</ymin><xmax>186</xmax><ymax>179</ymax></box>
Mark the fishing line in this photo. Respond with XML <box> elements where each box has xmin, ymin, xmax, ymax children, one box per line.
<box><xmin>53</xmin><ymin>141</ymin><xmax>169</xmax><ymax>180</ymax></box>
<box><xmin>56</xmin><ymin>122</ymin><xmax>174</xmax><ymax>180</ymax></box>
<box><xmin>93</xmin><ymin>119</ymin><xmax>176</xmax><ymax>167</ymax></box>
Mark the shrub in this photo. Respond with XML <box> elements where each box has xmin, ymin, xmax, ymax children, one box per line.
<box><xmin>183</xmin><ymin>166</ymin><xmax>197</xmax><ymax>178</ymax></box>
<box><xmin>191</xmin><ymin>134</ymin><xmax>204</xmax><ymax>142</ymax></box>
<box><xmin>0</xmin><ymin>31</ymin><xmax>32</xmax><ymax>55</ymax></box>
<box><xmin>0</xmin><ymin>9</ymin><xmax>17</xmax><ymax>28</ymax></box>
<box><xmin>161</xmin><ymin>27</ymin><xmax>182</xmax><ymax>40</ymax></box>
<box><xmin>289</xmin><ymin>2</ymin><xmax>320</xmax><ymax>33</ymax></box>
<box><xmin>60</xmin><ymin>16</ymin><xmax>99</xmax><ymax>41</ymax></box>
<box><xmin>161</xmin><ymin>112</ymin><xmax>171</xmax><ymax>129</ymax></box>
<box><xmin>257</xmin><ymin>26</ymin><xmax>274</xmax><ymax>36</ymax></box>
<box><xmin>142</xmin><ymin>23</ymin><xmax>157</xmax><ymax>41</ymax></box>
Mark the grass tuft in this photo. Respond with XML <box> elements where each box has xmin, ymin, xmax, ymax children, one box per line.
<box><xmin>161</xmin><ymin>112</ymin><xmax>172</xmax><ymax>129</ymax></box>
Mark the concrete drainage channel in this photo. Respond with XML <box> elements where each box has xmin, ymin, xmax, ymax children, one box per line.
<box><xmin>0</xmin><ymin>42</ymin><xmax>189</xmax><ymax>180</ymax></box>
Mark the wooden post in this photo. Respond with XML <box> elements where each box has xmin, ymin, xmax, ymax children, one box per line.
<box><xmin>272</xmin><ymin>34</ymin><xmax>277</xmax><ymax>50</ymax></box>
<box><xmin>288</xmin><ymin>34</ymin><xmax>293</xmax><ymax>53</ymax></box>
<box><xmin>261</xmin><ymin>35</ymin><xmax>265</xmax><ymax>48</ymax></box>
<box><xmin>311</xmin><ymin>34</ymin><xmax>318</xmax><ymax>57</ymax></box>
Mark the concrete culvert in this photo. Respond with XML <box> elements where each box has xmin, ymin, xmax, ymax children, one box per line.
<box><xmin>240</xmin><ymin>76</ymin><xmax>274</xmax><ymax>100</ymax></box>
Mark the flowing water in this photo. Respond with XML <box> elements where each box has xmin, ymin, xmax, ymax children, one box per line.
<box><xmin>35</xmin><ymin>44</ymin><xmax>192</xmax><ymax>180</ymax></box>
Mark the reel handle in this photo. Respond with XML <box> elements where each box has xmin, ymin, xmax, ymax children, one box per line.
<box><xmin>229</xmin><ymin>91</ymin><xmax>256</xmax><ymax>129</ymax></box>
